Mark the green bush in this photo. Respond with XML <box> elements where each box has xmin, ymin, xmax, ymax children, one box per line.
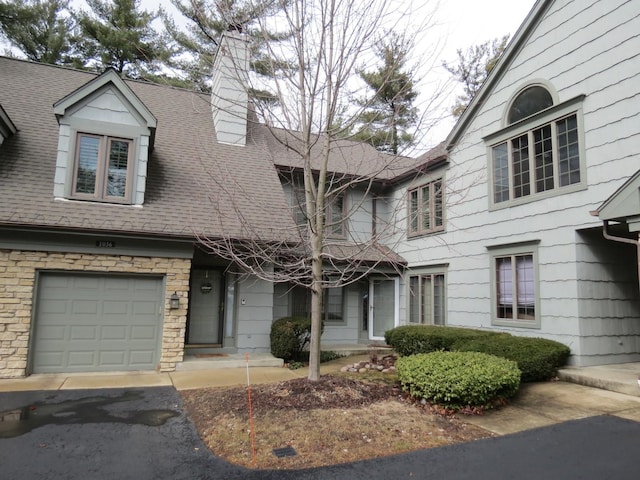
<box><xmin>455</xmin><ymin>336</ymin><xmax>570</xmax><ymax>382</ymax></box>
<box><xmin>270</xmin><ymin>316</ymin><xmax>324</xmax><ymax>361</ymax></box>
<box><xmin>396</xmin><ymin>351</ymin><xmax>521</xmax><ymax>409</ymax></box>
<box><xmin>384</xmin><ymin>325</ymin><xmax>501</xmax><ymax>357</ymax></box>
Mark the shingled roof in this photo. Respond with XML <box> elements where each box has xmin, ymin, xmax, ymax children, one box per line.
<box><xmin>0</xmin><ymin>56</ymin><xmax>296</xmax><ymax>242</ymax></box>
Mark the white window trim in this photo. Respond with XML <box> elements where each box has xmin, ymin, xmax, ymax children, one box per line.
<box><xmin>485</xmin><ymin>94</ymin><xmax>587</xmax><ymax>211</ymax></box>
<box><xmin>488</xmin><ymin>241</ymin><xmax>541</xmax><ymax>329</ymax></box>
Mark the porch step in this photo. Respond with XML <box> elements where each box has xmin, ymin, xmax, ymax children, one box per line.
<box><xmin>558</xmin><ymin>363</ymin><xmax>640</xmax><ymax>397</ymax></box>
<box><xmin>176</xmin><ymin>353</ymin><xmax>284</xmax><ymax>371</ymax></box>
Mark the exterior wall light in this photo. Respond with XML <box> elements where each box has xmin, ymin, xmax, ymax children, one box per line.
<box><xmin>170</xmin><ymin>292</ymin><xmax>180</xmax><ymax>310</ymax></box>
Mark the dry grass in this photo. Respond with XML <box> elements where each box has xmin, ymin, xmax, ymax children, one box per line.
<box><xmin>181</xmin><ymin>374</ymin><xmax>494</xmax><ymax>470</ymax></box>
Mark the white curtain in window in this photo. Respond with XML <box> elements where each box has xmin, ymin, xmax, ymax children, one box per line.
<box><xmin>497</xmin><ymin>255</ymin><xmax>534</xmax><ymax>306</ymax></box>
<box><xmin>516</xmin><ymin>256</ymin><xmax>534</xmax><ymax>306</ymax></box>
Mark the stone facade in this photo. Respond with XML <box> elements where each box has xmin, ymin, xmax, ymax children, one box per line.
<box><xmin>0</xmin><ymin>249</ymin><xmax>191</xmax><ymax>378</ymax></box>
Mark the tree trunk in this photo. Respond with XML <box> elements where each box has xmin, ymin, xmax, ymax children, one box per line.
<box><xmin>307</xmin><ymin>231</ymin><xmax>324</xmax><ymax>381</ymax></box>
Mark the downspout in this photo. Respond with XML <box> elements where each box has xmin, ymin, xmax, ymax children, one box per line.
<box><xmin>602</xmin><ymin>220</ymin><xmax>640</xmax><ymax>283</ymax></box>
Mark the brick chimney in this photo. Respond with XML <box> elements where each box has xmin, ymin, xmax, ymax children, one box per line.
<box><xmin>211</xmin><ymin>31</ymin><xmax>250</xmax><ymax>146</ymax></box>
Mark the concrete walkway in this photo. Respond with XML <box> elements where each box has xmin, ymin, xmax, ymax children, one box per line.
<box><xmin>2</xmin><ymin>355</ymin><xmax>640</xmax><ymax>438</ymax></box>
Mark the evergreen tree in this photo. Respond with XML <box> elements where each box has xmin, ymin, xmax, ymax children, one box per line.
<box><xmin>0</xmin><ymin>0</ymin><xmax>77</xmax><ymax>65</ymax></box>
<box><xmin>443</xmin><ymin>35</ymin><xmax>509</xmax><ymax>118</ymax></box>
<box><xmin>75</xmin><ymin>0</ymin><xmax>174</xmax><ymax>78</ymax></box>
<box><xmin>164</xmin><ymin>0</ymin><xmax>290</xmax><ymax>95</ymax></box>
<box><xmin>352</xmin><ymin>32</ymin><xmax>418</xmax><ymax>154</ymax></box>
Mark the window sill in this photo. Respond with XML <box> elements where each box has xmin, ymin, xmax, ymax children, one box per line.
<box><xmin>489</xmin><ymin>182</ymin><xmax>587</xmax><ymax>211</ymax></box>
<box><xmin>55</xmin><ymin>197</ymin><xmax>141</xmax><ymax>208</ymax></box>
<box><xmin>492</xmin><ymin>318</ymin><xmax>540</xmax><ymax>329</ymax></box>
<box><xmin>407</xmin><ymin>228</ymin><xmax>445</xmax><ymax>240</ymax></box>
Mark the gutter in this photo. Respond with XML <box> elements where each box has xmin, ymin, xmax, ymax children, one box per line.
<box><xmin>601</xmin><ymin>220</ymin><xmax>640</xmax><ymax>282</ymax></box>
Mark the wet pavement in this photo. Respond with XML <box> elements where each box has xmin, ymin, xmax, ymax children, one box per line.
<box><xmin>1</xmin><ymin>385</ymin><xmax>640</xmax><ymax>479</ymax></box>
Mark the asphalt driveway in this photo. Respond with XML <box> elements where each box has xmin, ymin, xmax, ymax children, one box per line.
<box><xmin>1</xmin><ymin>386</ymin><xmax>639</xmax><ymax>480</ymax></box>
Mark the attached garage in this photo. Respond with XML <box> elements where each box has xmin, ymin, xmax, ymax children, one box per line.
<box><xmin>31</xmin><ymin>272</ymin><xmax>164</xmax><ymax>374</ymax></box>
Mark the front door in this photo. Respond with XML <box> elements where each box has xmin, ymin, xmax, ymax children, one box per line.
<box><xmin>369</xmin><ymin>277</ymin><xmax>399</xmax><ymax>340</ymax></box>
<box><xmin>187</xmin><ymin>269</ymin><xmax>223</xmax><ymax>344</ymax></box>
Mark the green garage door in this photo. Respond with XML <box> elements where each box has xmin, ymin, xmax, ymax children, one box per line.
<box><xmin>31</xmin><ymin>273</ymin><xmax>164</xmax><ymax>374</ymax></box>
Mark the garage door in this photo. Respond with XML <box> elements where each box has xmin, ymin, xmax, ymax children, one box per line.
<box><xmin>31</xmin><ymin>273</ymin><xmax>164</xmax><ymax>374</ymax></box>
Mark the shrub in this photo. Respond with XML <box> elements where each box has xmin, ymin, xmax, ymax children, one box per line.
<box><xmin>396</xmin><ymin>351</ymin><xmax>521</xmax><ymax>409</ymax></box>
<box><xmin>270</xmin><ymin>316</ymin><xmax>318</xmax><ymax>361</ymax></box>
<box><xmin>455</xmin><ymin>336</ymin><xmax>570</xmax><ymax>382</ymax></box>
<box><xmin>384</xmin><ymin>325</ymin><xmax>501</xmax><ymax>357</ymax></box>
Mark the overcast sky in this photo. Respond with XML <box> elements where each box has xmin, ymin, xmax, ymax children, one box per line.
<box><xmin>1</xmin><ymin>0</ymin><xmax>536</xmax><ymax>149</ymax></box>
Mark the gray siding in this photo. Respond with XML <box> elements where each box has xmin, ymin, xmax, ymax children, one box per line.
<box><xmin>576</xmin><ymin>230</ymin><xmax>640</xmax><ymax>365</ymax></box>
<box><xmin>235</xmin><ymin>275</ymin><xmax>275</xmax><ymax>353</ymax></box>
<box><xmin>391</xmin><ymin>0</ymin><xmax>640</xmax><ymax>365</ymax></box>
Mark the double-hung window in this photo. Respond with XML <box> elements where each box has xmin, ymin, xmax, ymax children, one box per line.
<box><xmin>290</xmin><ymin>181</ymin><xmax>346</xmax><ymax>238</ymax></box>
<box><xmin>489</xmin><ymin>242</ymin><xmax>540</xmax><ymax>328</ymax></box>
<box><xmin>408</xmin><ymin>178</ymin><xmax>444</xmax><ymax>236</ymax></box>
<box><xmin>408</xmin><ymin>272</ymin><xmax>446</xmax><ymax>325</ymax></box>
<box><xmin>487</xmin><ymin>85</ymin><xmax>585</xmax><ymax>208</ymax></box>
<box><xmin>73</xmin><ymin>133</ymin><xmax>133</xmax><ymax>202</ymax></box>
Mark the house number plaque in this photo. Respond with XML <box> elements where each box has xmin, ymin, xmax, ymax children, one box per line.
<box><xmin>96</xmin><ymin>240</ymin><xmax>116</xmax><ymax>248</ymax></box>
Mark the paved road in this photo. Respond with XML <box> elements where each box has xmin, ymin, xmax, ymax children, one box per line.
<box><xmin>1</xmin><ymin>387</ymin><xmax>639</xmax><ymax>479</ymax></box>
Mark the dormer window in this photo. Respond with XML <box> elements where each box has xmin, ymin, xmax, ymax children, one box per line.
<box><xmin>53</xmin><ymin>69</ymin><xmax>156</xmax><ymax>206</ymax></box>
<box><xmin>73</xmin><ymin>134</ymin><xmax>133</xmax><ymax>202</ymax></box>
<box><xmin>485</xmin><ymin>83</ymin><xmax>586</xmax><ymax>209</ymax></box>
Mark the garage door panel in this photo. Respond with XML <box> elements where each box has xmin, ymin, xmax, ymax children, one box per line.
<box><xmin>103</xmin><ymin>301</ymin><xmax>128</xmax><ymax>315</ymax></box>
<box><xmin>37</xmin><ymin>325</ymin><xmax>66</xmax><ymax>341</ymax></box>
<box><xmin>131</xmin><ymin>325</ymin><xmax>156</xmax><ymax>340</ymax></box>
<box><xmin>74</xmin><ymin>276</ymin><xmax>100</xmax><ymax>289</ymax></box>
<box><xmin>32</xmin><ymin>273</ymin><xmax>163</xmax><ymax>373</ymax></box>
<box><xmin>133</xmin><ymin>301</ymin><xmax>158</xmax><ymax>316</ymax></box>
<box><xmin>33</xmin><ymin>352</ymin><xmax>64</xmax><ymax>369</ymax></box>
<box><xmin>68</xmin><ymin>351</ymin><xmax>96</xmax><ymax>367</ymax></box>
<box><xmin>130</xmin><ymin>351</ymin><xmax>155</xmax><ymax>365</ymax></box>
<box><xmin>72</xmin><ymin>300</ymin><xmax>99</xmax><ymax>315</ymax></box>
<box><xmin>102</xmin><ymin>326</ymin><xmax>127</xmax><ymax>340</ymax></box>
<box><xmin>70</xmin><ymin>325</ymin><xmax>98</xmax><ymax>340</ymax></box>
<box><xmin>99</xmin><ymin>351</ymin><xmax>126</xmax><ymax>366</ymax></box>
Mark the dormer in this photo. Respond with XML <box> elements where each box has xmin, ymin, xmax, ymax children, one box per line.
<box><xmin>0</xmin><ymin>104</ymin><xmax>17</xmax><ymax>145</ymax></box>
<box><xmin>52</xmin><ymin>70</ymin><xmax>157</xmax><ymax>205</ymax></box>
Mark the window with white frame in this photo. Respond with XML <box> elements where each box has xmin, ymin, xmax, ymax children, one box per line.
<box><xmin>408</xmin><ymin>178</ymin><xmax>444</xmax><ymax>236</ymax></box>
<box><xmin>73</xmin><ymin>133</ymin><xmax>133</xmax><ymax>202</ymax></box>
<box><xmin>490</xmin><ymin>242</ymin><xmax>540</xmax><ymax>328</ymax></box>
<box><xmin>488</xmin><ymin>86</ymin><xmax>585</xmax><ymax>207</ymax></box>
<box><xmin>408</xmin><ymin>272</ymin><xmax>446</xmax><ymax>325</ymax></box>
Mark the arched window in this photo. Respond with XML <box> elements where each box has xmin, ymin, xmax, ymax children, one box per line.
<box><xmin>487</xmin><ymin>84</ymin><xmax>584</xmax><ymax>207</ymax></box>
<box><xmin>508</xmin><ymin>85</ymin><xmax>553</xmax><ymax>124</ymax></box>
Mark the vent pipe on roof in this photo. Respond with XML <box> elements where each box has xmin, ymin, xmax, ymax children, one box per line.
<box><xmin>211</xmin><ymin>31</ymin><xmax>250</xmax><ymax>146</ymax></box>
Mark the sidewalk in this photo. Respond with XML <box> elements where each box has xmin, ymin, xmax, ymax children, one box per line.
<box><xmin>0</xmin><ymin>354</ymin><xmax>361</xmax><ymax>392</ymax></box>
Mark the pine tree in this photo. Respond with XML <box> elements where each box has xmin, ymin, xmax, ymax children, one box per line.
<box><xmin>0</xmin><ymin>0</ymin><xmax>77</xmax><ymax>65</ymax></box>
<box><xmin>164</xmin><ymin>0</ymin><xmax>290</xmax><ymax>95</ymax></box>
<box><xmin>352</xmin><ymin>32</ymin><xmax>418</xmax><ymax>154</ymax></box>
<box><xmin>443</xmin><ymin>35</ymin><xmax>509</xmax><ymax>118</ymax></box>
<box><xmin>75</xmin><ymin>0</ymin><xmax>174</xmax><ymax>78</ymax></box>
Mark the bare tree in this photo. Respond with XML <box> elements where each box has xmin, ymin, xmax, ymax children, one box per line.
<box><xmin>197</xmin><ymin>0</ymin><xmax>442</xmax><ymax>381</ymax></box>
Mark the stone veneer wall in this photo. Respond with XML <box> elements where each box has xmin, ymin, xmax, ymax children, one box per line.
<box><xmin>0</xmin><ymin>249</ymin><xmax>191</xmax><ymax>378</ymax></box>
